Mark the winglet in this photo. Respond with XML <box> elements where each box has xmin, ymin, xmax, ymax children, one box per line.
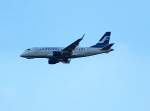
<box><xmin>80</xmin><ymin>33</ymin><xmax>85</xmax><ymax>40</ymax></box>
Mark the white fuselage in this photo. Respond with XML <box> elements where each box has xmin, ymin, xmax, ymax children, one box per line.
<box><xmin>20</xmin><ymin>47</ymin><xmax>113</xmax><ymax>59</ymax></box>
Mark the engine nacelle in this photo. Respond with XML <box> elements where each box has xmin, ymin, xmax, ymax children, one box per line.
<box><xmin>48</xmin><ymin>59</ymin><xmax>59</xmax><ymax>64</ymax></box>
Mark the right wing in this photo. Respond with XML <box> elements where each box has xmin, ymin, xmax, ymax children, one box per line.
<box><xmin>61</xmin><ymin>34</ymin><xmax>85</xmax><ymax>58</ymax></box>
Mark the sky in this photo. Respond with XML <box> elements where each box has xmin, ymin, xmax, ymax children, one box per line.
<box><xmin>0</xmin><ymin>0</ymin><xmax>150</xmax><ymax>111</ymax></box>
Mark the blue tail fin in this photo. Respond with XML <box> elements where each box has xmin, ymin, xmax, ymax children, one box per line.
<box><xmin>91</xmin><ymin>32</ymin><xmax>111</xmax><ymax>48</ymax></box>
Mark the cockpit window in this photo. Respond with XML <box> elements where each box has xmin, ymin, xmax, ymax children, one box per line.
<box><xmin>26</xmin><ymin>49</ymin><xmax>31</xmax><ymax>51</ymax></box>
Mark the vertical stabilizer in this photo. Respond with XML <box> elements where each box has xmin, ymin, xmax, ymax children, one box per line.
<box><xmin>91</xmin><ymin>32</ymin><xmax>111</xmax><ymax>48</ymax></box>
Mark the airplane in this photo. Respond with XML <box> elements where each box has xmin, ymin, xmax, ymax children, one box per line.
<box><xmin>20</xmin><ymin>32</ymin><xmax>114</xmax><ymax>64</ymax></box>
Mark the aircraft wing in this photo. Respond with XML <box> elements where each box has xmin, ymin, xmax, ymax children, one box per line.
<box><xmin>62</xmin><ymin>34</ymin><xmax>85</xmax><ymax>57</ymax></box>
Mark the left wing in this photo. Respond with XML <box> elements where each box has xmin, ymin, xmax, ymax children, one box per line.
<box><xmin>61</xmin><ymin>34</ymin><xmax>85</xmax><ymax>58</ymax></box>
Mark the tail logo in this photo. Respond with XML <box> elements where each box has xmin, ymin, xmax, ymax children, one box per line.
<box><xmin>91</xmin><ymin>32</ymin><xmax>111</xmax><ymax>48</ymax></box>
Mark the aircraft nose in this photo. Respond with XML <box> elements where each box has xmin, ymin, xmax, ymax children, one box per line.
<box><xmin>20</xmin><ymin>53</ymin><xmax>25</xmax><ymax>57</ymax></box>
<box><xmin>20</xmin><ymin>52</ymin><xmax>27</xmax><ymax>58</ymax></box>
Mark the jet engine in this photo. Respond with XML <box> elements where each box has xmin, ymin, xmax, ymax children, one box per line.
<box><xmin>48</xmin><ymin>58</ymin><xmax>59</xmax><ymax>64</ymax></box>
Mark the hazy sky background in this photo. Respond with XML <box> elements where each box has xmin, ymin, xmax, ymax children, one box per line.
<box><xmin>0</xmin><ymin>0</ymin><xmax>150</xmax><ymax>111</ymax></box>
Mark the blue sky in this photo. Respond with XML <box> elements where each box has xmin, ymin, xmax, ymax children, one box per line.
<box><xmin>0</xmin><ymin>0</ymin><xmax>150</xmax><ymax>111</ymax></box>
